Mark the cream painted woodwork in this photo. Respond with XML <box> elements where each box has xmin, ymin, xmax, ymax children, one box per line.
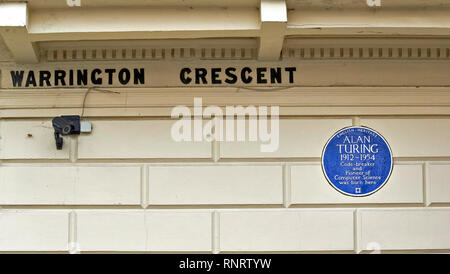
<box><xmin>0</xmin><ymin>0</ymin><xmax>449</xmax><ymax>253</ymax></box>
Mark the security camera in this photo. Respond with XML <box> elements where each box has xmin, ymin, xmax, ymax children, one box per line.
<box><xmin>52</xmin><ymin>115</ymin><xmax>81</xmax><ymax>150</ymax></box>
<box><xmin>51</xmin><ymin>115</ymin><xmax>92</xmax><ymax>150</ymax></box>
<box><xmin>53</xmin><ymin>116</ymin><xmax>78</xmax><ymax>135</ymax></box>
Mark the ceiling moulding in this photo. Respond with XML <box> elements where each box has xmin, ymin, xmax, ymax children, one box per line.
<box><xmin>39</xmin><ymin>39</ymin><xmax>258</xmax><ymax>62</ymax></box>
<box><xmin>27</xmin><ymin>0</ymin><xmax>260</xmax><ymax>9</ymax></box>
<box><xmin>41</xmin><ymin>47</ymin><xmax>257</xmax><ymax>62</ymax></box>
<box><xmin>282</xmin><ymin>47</ymin><xmax>450</xmax><ymax>60</ymax></box>
<box><xmin>38</xmin><ymin>38</ymin><xmax>450</xmax><ymax>62</ymax></box>
<box><xmin>26</xmin><ymin>0</ymin><xmax>450</xmax><ymax>10</ymax></box>
<box><xmin>285</xmin><ymin>0</ymin><xmax>450</xmax><ymax>10</ymax></box>
<box><xmin>282</xmin><ymin>38</ymin><xmax>450</xmax><ymax>60</ymax></box>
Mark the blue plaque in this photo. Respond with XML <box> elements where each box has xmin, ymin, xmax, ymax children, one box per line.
<box><xmin>321</xmin><ymin>126</ymin><xmax>393</xmax><ymax>197</ymax></box>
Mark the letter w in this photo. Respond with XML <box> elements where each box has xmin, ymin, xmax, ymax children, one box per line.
<box><xmin>10</xmin><ymin>71</ymin><xmax>25</xmax><ymax>87</ymax></box>
<box><xmin>260</xmin><ymin>259</ymin><xmax>271</xmax><ymax>268</ymax></box>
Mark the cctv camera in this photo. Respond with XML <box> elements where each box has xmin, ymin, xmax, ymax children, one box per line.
<box><xmin>52</xmin><ymin>115</ymin><xmax>81</xmax><ymax>150</ymax></box>
<box><xmin>53</xmin><ymin>116</ymin><xmax>76</xmax><ymax>135</ymax></box>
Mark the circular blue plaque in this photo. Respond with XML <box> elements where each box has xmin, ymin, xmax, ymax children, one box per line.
<box><xmin>321</xmin><ymin>126</ymin><xmax>393</xmax><ymax>197</ymax></box>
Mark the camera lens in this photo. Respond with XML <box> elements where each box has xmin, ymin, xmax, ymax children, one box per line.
<box><xmin>62</xmin><ymin>125</ymin><xmax>72</xmax><ymax>135</ymax></box>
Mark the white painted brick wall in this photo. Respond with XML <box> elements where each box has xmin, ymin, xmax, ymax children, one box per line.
<box><xmin>0</xmin><ymin>117</ymin><xmax>449</xmax><ymax>253</ymax></box>
<box><xmin>0</xmin><ymin>120</ymin><xmax>70</xmax><ymax>159</ymax></box>
<box><xmin>78</xmin><ymin>120</ymin><xmax>211</xmax><ymax>159</ymax></box>
<box><xmin>429</xmin><ymin>163</ymin><xmax>450</xmax><ymax>204</ymax></box>
<box><xmin>0</xmin><ymin>166</ymin><xmax>141</xmax><ymax>205</ymax></box>
<box><xmin>76</xmin><ymin>210</ymin><xmax>212</xmax><ymax>252</ymax></box>
<box><xmin>148</xmin><ymin>164</ymin><xmax>283</xmax><ymax>205</ymax></box>
<box><xmin>361</xmin><ymin>118</ymin><xmax>450</xmax><ymax>157</ymax></box>
<box><xmin>0</xmin><ymin>210</ymin><xmax>69</xmax><ymax>251</ymax></box>
<box><xmin>219</xmin><ymin>210</ymin><xmax>355</xmax><ymax>252</ymax></box>
<box><xmin>359</xmin><ymin>209</ymin><xmax>450</xmax><ymax>251</ymax></box>
<box><xmin>220</xmin><ymin>118</ymin><xmax>352</xmax><ymax>158</ymax></box>
<box><xmin>290</xmin><ymin>163</ymin><xmax>423</xmax><ymax>204</ymax></box>
<box><xmin>77</xmin><ymin>211</ymin><xmax>147</xmax><ymax>251</ymax></box>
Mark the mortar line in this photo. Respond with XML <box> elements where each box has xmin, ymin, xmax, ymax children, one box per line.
<box><xmin>283</xmin><ymin>163</ymin><xmax>291</xmax><ymax>208</ymax></box>
<box><xmin>352</xmin><ymin>116</ymin><xmax>361</xmax><ymax>126</ymax></box>
<box><xmin>354</xmin><ymin>209</ymin><xmax>361</xmax><ymax>254</ymax></box>
<box><xmin>424</xmin><ymin>162</ymin><xmax>431</xmax><ymax>206</ymax></box>
<box><xmin>212</xmin><ymin>139</ymin><xmax>220</xmax><ymax>162</ymax></box>
<box><xmin>68</xmin><ymin>210</ymin><xmax>79</xmax><ymax>254</ymax></box>
<box><xmin>69</xmin><ymin>136</ymin><xmax>78</xmax><ymax>163</ymax></box>
<box><xmin>141</xmin><ymin>165</ymin><xmax>149</xmax><ymax>209</ymax></box>
<box><xmin>212</xmin><ymin>211</ymin><xmax>220</xmax><ymax>254</ymax></box>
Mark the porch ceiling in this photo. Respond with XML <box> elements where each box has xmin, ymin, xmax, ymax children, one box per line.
<box><xmin>1</xmin><ymin>0</ymin><xmax>450</xmax><ymax>63</ymax></box>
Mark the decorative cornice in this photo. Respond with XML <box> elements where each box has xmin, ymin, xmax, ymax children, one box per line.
<box><xmin>282</xmin><ymin>38</ymin><xmax>450</xmax><ymax>60</ymax></box>
<box><xmin>41</xmin><ymin>47</ymin><xmax>257</xmax><ymax>62</ymax></box>
<box><xmin>281</xmin><ymin>47</ymin><xmax>450</xmax><ymax>59</ymax></box>
<box><xmin>38</xmin><ymin>39</ymin><xmax>259</xmax><ymax>62</ymax></box>
<box><xmin>39</xmin><ymin>40</ymin><xmax>450</xmax><ymax>62</ymax></box>
<box><xmin>39</xmin><ymin>45</ymin><xmax>450</xmax><ymax>62</ymax></box>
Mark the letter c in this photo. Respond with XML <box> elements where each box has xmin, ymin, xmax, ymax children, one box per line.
<box><xmin>180</xmin><ymin>68</ymin><xmax>192</xmax><ymax>84</ymax></box>
<box><xmin>241</xmin><ymin>67</ymin><xmax>253</xmax><ymax>84</ymax></box>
